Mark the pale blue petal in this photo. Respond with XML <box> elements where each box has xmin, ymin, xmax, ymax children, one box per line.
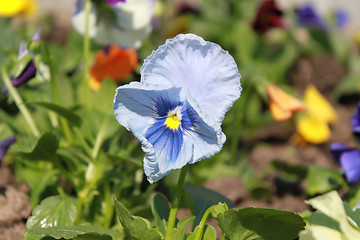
<box><xmin>181</xmin><ymin>89</ymin><xmax>226</xmax><ymax>163</ymax></box>
<box><xmin>140</xmin><ymin>33</ymin><xmax>242</xmax><ymax>124</ymax></box>
<box><xmin>113</xmin><ymin>82</ymin><xmax>181</xmax><ymax>131</ymax></box>
<box><xmin>113</xmin><ymin>82</ymin><xmax>225</xmax><ymax>183</ymax></box>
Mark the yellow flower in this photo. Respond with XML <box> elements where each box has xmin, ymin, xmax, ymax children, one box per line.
<box><xmin>297</xmin><ymin>85</ymin><xmax>337</xmax><ymax>144</ymax></box>
<box><xmin>0</xmin><ymin>0</ymin><xmax>37</xmax><ymax>17</ymax></box>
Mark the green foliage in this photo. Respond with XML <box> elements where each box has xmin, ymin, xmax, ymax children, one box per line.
<box><xmin>169</xmin><ymin>216</ymin><xmax>195</xmax><ymax>240</ymax></box>
<box><xmin>217</xmin><ymin>208</ymin><xmax>305</xmax><ymax>240</ymax></box>
<box><xmin>29</xmin><ymin>101</ymin><xmax>82</xmax><ymax>127</ymax></box>
<box><xmin>114</xmin><ymin>197</ymin><xmax>161</xmax><ymax>240</ymax></box>
<box><xmin>151</xmin><ymin>193</ymin><xmax>170</xmax><ymax>237</ymax></box>
<box><xmin>18</xmin><ymin>132</ymin><xmax>59</xmax><ymax>161</ymax></box>
<box><xmin>25</xmin><ymin>195</ymin><xmax>77</xmax><ymax>240</ymax></box>
<box><xmin>306</xmin><ymin>166</ymin><xmax>345</xmax><ymax>196</ymax></box>
<box><xmin>187</xmin><ymin>225</ymin><xmax>217</xmax><ymax>240</ymax></box>
<box><xmin>29</xmin><ymin>226</ymin><xmax>120</xmax><ymax>240</ymax></box>
<box><xmin>184</xmin><ymin>184</ymin><xmax>234</xmax><ymax>227</ymax></box>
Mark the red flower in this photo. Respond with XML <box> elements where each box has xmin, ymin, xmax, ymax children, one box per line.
<box><xmin>90</xmin><ymin>45</ymin><xmax>138</xmax><ymax>90</ymax></box>
<box><xmin>252</xmin><ymin>0</ymin><xmax>284</xmax><ymax>34</ymax></box>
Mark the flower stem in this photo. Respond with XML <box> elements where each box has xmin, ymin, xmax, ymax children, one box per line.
<box><xmin>82</xmin><ymin>0</ymin><xmax>92</xmax><ymax>109</ymax></box>
<box><xmin>165</xmin><ymin>165</ymin><xmax>189</xmax><ymax>239</ymax></box>
<box><xmin>1</xmin><ymin>65</ymin><xmax>40</xmax><ymax>137</ymax></box>
<box><xmin>194</xmin><ymin>206</ymin><xmax>214</xmax><ymax>240</ymax></box>
<box><xmin>44</xmin><ymin>43</ymin><xmax>74</xmax><ymax>144</ymax></box>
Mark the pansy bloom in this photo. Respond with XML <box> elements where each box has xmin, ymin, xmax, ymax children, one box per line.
<box><xmin>113</xmin><ymin>34</ymin><xmax>241</xmax><ymax>183</ymax></box>
<box><xmin>330</xmin><ymin>143</ymin><xmax>360</xmax><ymax>185</ymax></box>
<box><xmin>72</xmin><ymin>0</ymin><xmax>155</xmax><ymax>49</ymax></box>
<box><xmin>2</xmin><ymin>30</ymin><xmax>41</xmax><ymax>94</ymax></box>
<box><xmin>266</xmin><ymin>83</ymin><xmax>307</xmax><ymax>121</ymax></box>
<box><xmin>252</xmin><ymin>0</ymin><xmax>284</xmax><ymax>34</ymax></box>
<box><xmin>296</xmin><ymin>4</ymin><xmax>327</xmax><ymax>31</ymax></box>
<box><xmin>90</xmin><ymin>45</ymin><xmax>138</xmax><ymax>90</ymax></box>
<box><xmin>330</xmin><ymin>104</ymin><xmax>360</xmax><ymax>185</ymax></box>
<box><xmin>0</xmin><ymin>137</ymin><xmax>16</xmax><ymax>163</ymax></box>
<box><xmin>352</xmin><ymin>103</ymin><xmax>360</xmax><ymax>139</ymax></box>
<box><xmin>297</xmin><ymin>85</ymin><xmax>337</xmax><ymax>144</ymax></box>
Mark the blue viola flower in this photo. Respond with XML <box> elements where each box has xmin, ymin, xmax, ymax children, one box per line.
<box><xmin>352</xmin><ymin>103</ymin><xmax>360</xmax><ymax>139</ymax></box>
<box><xmin>330</xmin><ymin>143</ymin><xmax>360</xmax><ymax>185</ymax></box>
<box><xmin>113</xmin><ymin>34</ymin><xmax>241</xmax><ymax>183</ymax></box>
<box><xmin>296</xmin><ymin>4</ymin><xmax>327</xmax><ymax>31</ymax></box>
<box><xmin>335</xmin><ymin>9</ymin><xmax>348</xmax><ymax>29</ymax></box>
<box><xmin>0</xmin><ymin>137</ymin><xmax>16</xmax><ymax>163</ymax></box>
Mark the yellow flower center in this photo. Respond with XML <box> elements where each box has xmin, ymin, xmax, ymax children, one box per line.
<box><xmin>164</xmin><ymin>109</ymin><xmax>181</xmax><ymax>130</ymax></box>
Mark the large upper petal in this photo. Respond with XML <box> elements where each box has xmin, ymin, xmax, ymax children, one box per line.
<box><xmin>140</xmin><ymin>33</ymin><xmax>242</xmax><ymax>124</ymax></box>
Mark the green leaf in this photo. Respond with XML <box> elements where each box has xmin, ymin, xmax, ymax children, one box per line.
<box><xmin>18</xmin><ymin>132</ymin><xmax>59</xmax><ymax>161</ymax></box>
<box><xmin>333</xmin><ymin>74</ymin><xmax>360</xmax><ymax>99</ymax></box>
<box><xmin>271</xmin><ymin>160</ymin><xmax>308</xmax><ymax>179</ymax></box>
<box><xmin>169</xmin><ymin>216</ymin><xmax>196</xmax><ymax>240</ymax></box>
<box><xmin>187</xmin><ymin>225</ymin><xmax>217</xmax><ymax>240</ymax></box>
<box><xmin>26</xmin><ymin>195</ymin><xmax>77</xmax><ymax>230</ymax></box>
<box><xmin>151</xmin><ymin>193</ymin><xmax>170</xmax><ymax>237</ymax></box>
<box><xmin>114</xmin><ymin>197</ymin><xmax>161</xmax><ymax>240</ymax></box>
<box><xmin>308</xmin><ymin>212</ymin><xmax>341</xmax><ymax>232</ymax></box>
<box><xmin>209</xmin><ymin>202</ymin><xmax>228</xmax><ymax>219</ymax></box>
<box><xmin>29</xmin><ymin>225</ymin><xmax>121</xmax><ymax>240</ymax></box>
<box><xmin>343</xmin><ymin>202</ymin><xmax>360</xmax><ymax>229</ymax></box>
<box><xmin>217</xmin><ymin>207</ymin><xmax>305</xmax><ymax>240</ymax></box>
<box><xmin>203</xmin><ymin>225</ymin><xmax>217</xmax><ymax>240</ymax></box>
<box><xmin>16</xmin><ymin>167</ymin><xmax>59</xmax><ymax>208</ymax></box>
<box><xmin>306</xmin><ymin>166</ymin><xmax>345</xmax><ymax>196</ymax></box>
<box><xmin>29</xmin><ymin>101</ymin><xmax>82</xmax><ymax>127</ymax></box>
<box><xmin>184</xmin><ymin>184</ymin><xmax>234</xmax><ymax>227</ymax></box>
<box><xmin>93</xmin><ymin>79</ymin><xmax>118</xmax><ymax>114</ymax></box>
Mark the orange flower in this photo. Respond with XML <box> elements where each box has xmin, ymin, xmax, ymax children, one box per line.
<box><xmin>266</xmin><ymin>83</ymin><xmax>307</xmax><ymax>121</ymax></box>
<box><xmin>90</xmin><ymin>45</ymin><xmax>138</xmax><ymax>90</ymax></box>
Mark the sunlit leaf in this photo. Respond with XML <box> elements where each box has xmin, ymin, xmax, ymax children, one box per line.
<box><xmin>114</xmin><ymin>197</ymin><xmax>161</xmax><ymax>240</ymax></box>
<box><xmin>217</xmin><ymin>207</ymin><xmax>305</xmax><ymax>240</ymax></box>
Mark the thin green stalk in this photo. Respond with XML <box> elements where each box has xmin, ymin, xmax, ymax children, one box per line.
<box><xmin>74</xmin><ymin>128</ymin><xmax>92</xmax><ymax>158</ymax></box>
<box><xmin>82</xmin><ymin>0</ymin><xmax>92</xmax><ymax>109</ymax></box>
<box><xmin>45</xmin><ymin>44</ymin><xmax>74</xmax><ymax>144</ymax></box>
<box><xmin>103</xmin><ymin>183</ymin><xmax>114</xmax><ymax>228</ymax></box>
<box><xmin>2</xmin><ymin>65</ymin><xmax>40</xmax><ymax>137</ymax></box>
<box><xmin>165</xmin><ymin>165</ymin><xmax>189</xmax><ymax>239</ymax></box>
<box><xmin>194</xmin><ymin>206</ymin><xmax>214</xmax><ymax>240</ymax></box>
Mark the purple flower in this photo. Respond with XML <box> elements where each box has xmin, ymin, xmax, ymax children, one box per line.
<box><xmin>352</xmin><ymin>103</ymin><xmax>360</xmax><ymax>139</ymax></box>
<box><xmin>2</xmin><ymin>30</ymin><xmax>41</xmax><ymax>94</ymax></box>
<box><xmin>296</xmin><ymin>4</ymin><xmax>327</xmax><ymax>31</ymax></box>
<box><xmin>11</xmin><ymin>59</ymin><xmax>37</xmax><ymax>88</ymax></box>
<box><xmin>330</xmin><ymin>143</ymin><xmax>360</xmax><ymax>185</ymax></box>
<box><xmin>105</xmin><ymin>0</ymin><xmax>126</xmax><ymax>5</ymax></box>
<box><xmin>0</xmin><ymin>137</ymin><xmax>16</xmax><ymax>163</ymax></box>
